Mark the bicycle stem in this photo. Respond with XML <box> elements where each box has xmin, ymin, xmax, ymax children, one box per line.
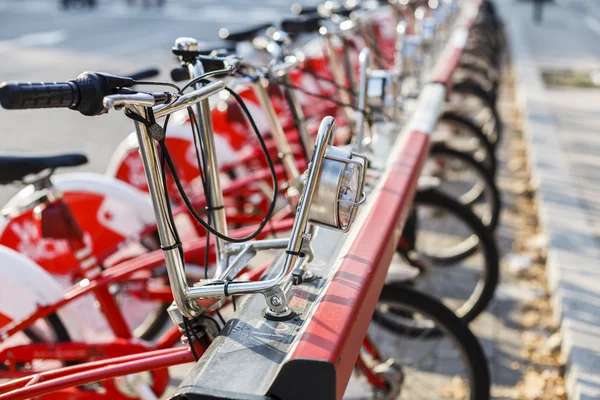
<box><xmin>251</xmin><ymin>77</ymin><xmax>301</xmax><ymax>190</ymax></box>
<box><xmin>323</xmin><ymin>32</ymin><xmax>356</xmax><ymax>125</ymax></box>
<box><xmin>132</xmin><ymin>105</ymin><xmax>199</xmax><ymax>318</ymax></box>
<box><xmin>267</xmin><ymin>32</ymin><xmax>315</xmax><ymax>161</ymax></box>
<box><xmin>175</xmin><ymin>38</ymin><xmax>229</xmax><ymax>276</ymax></box>
<box><xmin>126</xmin><ymin>39</ymin><xmax>347</xmax><ymax>319</ymax></box>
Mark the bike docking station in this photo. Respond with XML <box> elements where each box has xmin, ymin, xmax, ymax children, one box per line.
<box><xmin>0</xmin><ymin>0</ymin><xmax>502</xmax><ymax>399</ymax></box>
<box><xmin>170</xmin><ymin>71</ymin><xmax>449</xmax><ymax>400</ymax></box>
<box><xmin>169</xmin><ymin>3</ymin><xmax>484</xmax><ymax>397</ymax></box>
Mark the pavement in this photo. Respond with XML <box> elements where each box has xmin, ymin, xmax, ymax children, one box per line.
<box><xmin>495</xmin><ymin>0</ymin><xmax>600</xmax><ymax>398</ymax></box>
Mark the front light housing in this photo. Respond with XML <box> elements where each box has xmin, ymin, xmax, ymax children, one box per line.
<box><xmin>367</xmin><ymin>69</ymin><xmax>401</xmax><ymax>120</ymax></box>
<box><xmin>308</xmin><ymin>145</ymin><xmax>367</xmax><ymax>232</ymax></box>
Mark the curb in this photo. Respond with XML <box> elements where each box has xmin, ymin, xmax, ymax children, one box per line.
<box><xmin>499</xmin><ymin>6</ymin><xmax>600</xmax><ymax>400</ymax></box>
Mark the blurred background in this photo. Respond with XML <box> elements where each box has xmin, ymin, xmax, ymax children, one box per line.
<box><xmin>1</xmin><ymin>0</ymin><xmax>599</xmax><ymax>207</ymax></box>
<box><xmin>0</xmin><ymin>0</ymin><xmax>320</xmax><ymax>203</ymax></box>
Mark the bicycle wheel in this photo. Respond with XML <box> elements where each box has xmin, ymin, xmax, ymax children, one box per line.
<box><xmin>397</xmin><ymin>188</ymin><xmax>499</xmax><ymax>322</ymax></box>
<box><xmin>450</xmin><ymin>81</ymin><xmax>502</xmax><ymax>147</ymax></box>
<box><xmin>105</xmin><ymin>237</ymin><xmax>175</xmax><ymax>342</ymax></box>
<box><xmin>426</xmin><ymin>143</ymin><xmax>501</xmax><ymax>232</ymax></box>
<box><xmin>435</xmin><ymin>112</ymin><xmax>497</xmax><ymax>177</ymax></box>
<box><xmin>368</xmin><ymin>285</ymin><xmax>490</xmax><ymax>400</ymax></box>
<box><xmin>114</xmin><ymin>264</ymin><xmax>191</xmax><ymax>341</ymax></box>
<box><xmin>0</xmin><ymin>313</ymin><xmax>71</xmax><ymax>376</ymax></box>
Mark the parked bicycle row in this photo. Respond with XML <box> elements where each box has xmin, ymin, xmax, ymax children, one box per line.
<box><xmin>0</xmin><ymin>0</ymin><xmax>505</xmax><ymax>398</ymax></box>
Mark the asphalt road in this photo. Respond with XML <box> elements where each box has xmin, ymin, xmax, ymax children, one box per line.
<box><xmin>0</xmin><ymin>0</ymin><xmax>317</xmax><ymax>204</ymax></box>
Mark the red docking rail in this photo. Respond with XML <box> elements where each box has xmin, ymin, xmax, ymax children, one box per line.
<box><xmin>430</xmin><ymin>0</ymin><xmax>484</xmax><ymax>88</ymax></box>
<box><xmin>170</xmin><ymin>88</ymin><xmax>447</xmax><ymax>400</ymax></box>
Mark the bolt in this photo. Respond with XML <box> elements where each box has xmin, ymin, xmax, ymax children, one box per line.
<box><xmin>270</xmin><ymin>295</ymin><xmax>282</xmax><ymax>307</ymax></box>
<box><xmin>302</xmin><ymin>232</ymin><xmax>312</xmax><ymax>240</ymax></box>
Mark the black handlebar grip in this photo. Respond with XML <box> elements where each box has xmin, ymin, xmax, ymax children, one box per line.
<box><xmin>199</xmin><ymin>57</ymin><xmax>227</xmax><ymax>73</ymax></box>
<box><xmin>170</xmin><ymin>66</ymin><xmax>191</xmax><ymax>82</ymax></box>
<box><xmin>71</xmin><ymin>72</ymin><xmax>134</xmax><ymax>116</ymax></box>
<box><xmin>0</xmin><ymin>81</ymin><xmax>79</xmax><ymax>110</ymax></box>
<box><xmin>0</xmin><ymin>72</ymin><xmax>136</xmax><ymax>116</ymax></box>
<box><xmin>127</xmin><ymin>68</ymin><xmax>160</xmax><ymax>81</ymax></box>
<box><xmin>281</xmin><ymin>16</ymin><xmax>322</xmax><ymax>35</ymax></box>
<box><xmin>296</xmin><ymin>5</ymin><xmax>319</xmax><ymax>15</ymax></box>
<box><xmin>335</xmin><ymin>7</ymin><xmax>358</xmax><ymax>17</ymax></box>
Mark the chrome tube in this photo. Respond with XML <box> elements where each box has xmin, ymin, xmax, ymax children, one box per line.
<box><xmin>280</xmin><ymin>74</ymin><xmax>314</xmax><ymax>160</ymax></box>
<box><xmin>219</xmin><ymin>238</ymin><xmax>290</xmax><ymax>281</ymax></box>
<box><xmin>102</xmin><ymin>83</ymin><xmax>224</xmax><ymax>115</ymax></box>
<box><xmin>187</xmin><ymin>53</ymin><xmax>229</xmax><ymax>276</ymax></box>
<box><xmin>222</xmin><ymin>238</ymin><xmax>289</xmax><ymax>255</ymax></box>
<box><xmin>183</xmin><ymin>117</ymin><xmax>337</xmax><ymax>300</ymax></box>
<box><xmin>324</xmin><ymin>34</ymin><xmax>355</xmax><ymax>126</ymax></box>
<box><xmin>132</xmin><ymin>107</ymin><xmax>197</xmax><ymax>318</ymax></box>
<box><xmin>103</xmin><ymin>93</ymin><xmax>156</xmax><ymax>110</ymax></box>
<box><xmin>395</xmin><ymin>20</ymin><xmax>408</xmax><ymax>78</ymax></box>
<box><xmin>354</xmin><ymin>48</ymin><xmax>370</xmax><ymax>153</ymax></box>
<box><xmin>252</xmin><ymin>79</ymin><xmax>300</xmax><ymax>182</ymax></box>
<box><xmin>152</xmin><ymin>82</ymin><xmax>225</xmax><ymax>118</ymax></box>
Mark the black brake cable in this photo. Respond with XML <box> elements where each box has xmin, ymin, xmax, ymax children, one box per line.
<box><xmin>159</xmin><ymin>93</ymin><xmax>278</xmax><ymax>243</ymax></box>
<box><xmin>127</xmin><ymin>77</ymin><xmax>278</xmax><ymax>244</ymax></box>
<box><xmin>133</xmin><ymin>81</ymin><xmax>182</xmax><ymax>91</ymax></box>
<box><xmin>215</xmin><ymin>310</ymin><xmax>226</xmax><ymax>326</ymax></box>
<box><xmin>185</xmin><ymin>107</ymin><xmax>213</xmax><ymax>281</ymax></box>
<box><xmin>299</xmin><ymin>68</ymin><xmax>358</xmax><ymax>96</ymax></box>
<box><xmin>182</xmin><ymin>318</ymin><xmax>200</xmax><ymax>361</ymax></box>
<box><xmin>179</xmin><ymin>67</ymin><xmax>235</xmax><ymax>93</ymax></box>
<box><xmin>265</xmin><ymin>73</ymin><xmax>370</xmax><ymax>117</ymax></box>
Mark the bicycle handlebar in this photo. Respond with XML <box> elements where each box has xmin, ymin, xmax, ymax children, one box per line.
<box><xmin>126</xmin><ymin>67</ymin><xmax>160</xmax><ymax>81</ymax></box>
<box><xmin>281</xmin><ymin>16</ymin><xmax>322</xmax><ymax>35</ymax></box>
<box><xmin>0</xmin><ymin>72</ymin><xmax>136</xmax><ymax>115</ymax></box>
<box><xmin>293</xmin><ymin>3</ymin><xmax>360</xmax><ymax>18</ymax></box>
<box><xmin>0</xmin><ymin>81</ymin><xmax>80</xmax><ymax>111</ymax></box>
<box><xmin>0</xmin><ymin>71</ymin><xmax>226</xmax><ymax>117</ymax></box>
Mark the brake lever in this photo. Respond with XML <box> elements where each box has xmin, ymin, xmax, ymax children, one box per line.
<box><xmin>102</xmin><ymin>89</ymin><xmax>175</xmax><ymax>113</ymax></box>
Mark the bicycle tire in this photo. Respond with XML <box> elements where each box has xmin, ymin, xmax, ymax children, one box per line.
<box><xmin>439</xmin><ymin>112</ymin><xmax>498</xmax><ymax>178</ymax></box>
<box><xmin>428</xmin><ymin>143</ymin><xmax>501</xmax><ymax>232</ymax></box>
<box><xmin>451</xmin><ymin>82</ymin><xmax>502</xmax><ymax>146</ymax></box>
<box><xmin>1</xmin><ymin>313</ymin><xmax>72</xmax><ymax>374</ymax></box>
<box><xmin>404</xmin><ymin>188</ymin><xmax>500</xmax><ymax>322</ymax></box>
<box><xmin>134</xmin><ymin>302</ymin><xmax>171</xmax><ymax>341</ymax></box>
<box><xmin>23</xmin><ymin>313</ymin><xmax>71</xmax><ymax>344</ymax></box>
<box><xmin>373</xmin><ymin>285</ymin><xmax>491</xmax><ymax>400</ymax></box>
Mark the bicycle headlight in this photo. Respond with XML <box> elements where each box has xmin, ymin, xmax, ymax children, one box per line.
<box><xmin>367</xmin><ymin>69</ymin><xmax>401</xmax><ymax>120</ymax></box>
<box><xmin>308</xmin><ymin>146</ymin><xmax>368</xmax><ymax>232</ymax></box>
<box><xmin>422</xmin><ymin>17</ymin><xmax>437</xmax><ymax>44</ymax></box>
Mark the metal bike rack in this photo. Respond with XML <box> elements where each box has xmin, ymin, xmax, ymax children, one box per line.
<box><xmin>170</xmin><ymin>79</ymin><xmax>447</xmax><ymax>400</ymax></box>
